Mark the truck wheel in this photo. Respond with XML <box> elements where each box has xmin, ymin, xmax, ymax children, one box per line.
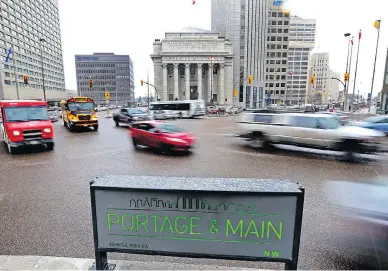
<box><xmin>93</xmin><ymin>125</ymin><xmax>99</xmax><ymax>131</ymax></box>
<box><xmin>46</xmin><ymin>142</ymin><xmax>54</xmax><ymax>150</ymax></box>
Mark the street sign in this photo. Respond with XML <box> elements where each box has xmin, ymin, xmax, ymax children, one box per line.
<box><xmin>105</xmin><ymin>91</ymin><xmax>110</xmax><ymax>101</ymax></box>
<box><xmin>90</xmin><ymin>176</ymin><xmax>305</xmax><ymax>270</ymax></box>
<box><xmin>233</xmin><ymin>89</ymin><xmax>238</xmax><ymax>97</ymax></box>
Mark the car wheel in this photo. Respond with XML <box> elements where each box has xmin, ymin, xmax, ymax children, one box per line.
<box><xmin>251</xmin><ymin>133</ymin><xmax>272</xmax><ymax>150</ymax></box>
<box><xmin>132</xmin><ymin>138</ymin><xmax>139</xmax><ymax>149</ymax></box>
<box><xmin>341</xmin><ymin>139</ymin><xmax>359</xmax><ymax>161</ymax></box>
<box><xmin>115</xmin><ymin>121</ymin><xmax>119</xmax><ymax>127</ymax></box>
<box><xmin>46</xmin><ymin>142</ymin><xmax>54</xmax><ymax>150</ymax></box>
<box><xmin>93</xmin><ymin>125</ymin><xmax>99</xmax><ymax>131</ymax></box>
<box><xmin>160</xmin><ymin>143</ymin><xmax>172</xmax><ymax>154</ymax></box>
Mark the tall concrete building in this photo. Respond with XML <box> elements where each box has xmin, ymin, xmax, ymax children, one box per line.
<box><xmin>265</xmin><ymin>2</ymin><xmax>290</xmax><ymax>105</ymax></box>
<box><xmin>308</xmin><ymin>52</ymin><xmax>339</xmax><ymax>105</ymax></box>
<box><xmin>0</xmin><ymin>0</ymin><xmax>66</xmax><ymax>101</ymax></box>
<box><xmin>211</xmin><ymin>0</ymin><xmax>268</xmax><ymax>108</ymax></box>
<box><xmin>75</xmin><ymin>53</ymin><xmax>134</xmax><ymax>104</ymax></box>
<box><xmin>288</xmin><ymin>16</ymin><xmax>316</xmax><ymax>105</ymax></box>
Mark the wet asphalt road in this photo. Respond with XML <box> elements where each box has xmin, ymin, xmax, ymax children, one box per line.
<box><xmin>0</xmin><ymin>114</ymin><xmax>387</xmax><ymax>269</ymax></box>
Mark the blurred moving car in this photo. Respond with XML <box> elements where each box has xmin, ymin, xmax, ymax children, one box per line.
<box><xmin>321</xmin><ymin>112</ymin><xmax>349</xmax><ymax>125</ymax></box>
<box><xmin>153</xmin><ymin>110</ymin><xmax>179</xmax><ymax>120</ymax></box>
<box><xmin>325</xmin><ymin>180</ymin><xmax>388</xmax><ymax>266</ymax></box>
<box><xmin>130</xmin><ymin>121</ymin><xmax>195</xmax><ymax>152</ymax></box>
<box><xmin>236</xmin><ymin>112</ymin><xmax>385</xmax><ymax>156</ymax></box>
<box><xmin>352</xmin><ymin>115</ymin><xmax>388</xmax><ymax>135</ymax></box>
<box><xmin>113</xmin><ymin>108</ymin><xmax>149</xmax><ymax>126</ymax></box>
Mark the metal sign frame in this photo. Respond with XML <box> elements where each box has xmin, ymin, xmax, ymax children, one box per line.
<box><xmin>90</xmin><ymin>177</ymin><xmax>304</xmax><ymax>270</ymax></box>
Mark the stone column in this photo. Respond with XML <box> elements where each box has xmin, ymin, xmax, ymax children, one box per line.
<box><xmin>208</xmin><ymin>65</ymin><xmax>213</xmax><ymax>103</ymax></box>
<box><xmin>219</xmin><ymin>63</ymin><xmax>225</xmax><ymax>105</ymax></box>
<box><xmin>185</xmin><ymin>63</ymin><xmax>190</xmax><ymax>100</ymax></box>
<box><xmin>162</xmin><ymin>63</ymin><xmax>168</xmax><ymax>101</ymax></box>
<box><xmin>249</xmin><ymin>85</ymin><xmax>254</xmax><ymax>108</ymax></box>
<box><xmin>173</xmin><ymin>63</ymin><xmax>179</xmax><ymax>100</ymax></box>
<box><xmin>197</xmin><ymin>63</ymin><xmax>202</xmax><ymax>100</ymax></box>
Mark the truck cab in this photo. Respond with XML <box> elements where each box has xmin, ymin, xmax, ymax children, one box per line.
<box><xmin>0</xmin><ymin>100</ymin><xmax>54</xmax><ymax>154</ymax></box>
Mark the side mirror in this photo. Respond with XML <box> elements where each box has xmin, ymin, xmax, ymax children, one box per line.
<box><xmin>154</xmin><ymin>130</ymin><xmax>161</xmax><ymax>134</ymax></box>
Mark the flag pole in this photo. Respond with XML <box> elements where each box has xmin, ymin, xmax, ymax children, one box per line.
<box><xmin>369</xmin><ymin>21</ymin><xmax>381</xmax><ymax>113</ymax></box>
<box><xmin>13</xmin><ymin>54</ymin><xmax>20</xmax><ymax>100</ymax></box>
<box><xmin>345</xmin><ymin>37</ymin><xmax>354</xmax><ymax>111</ymax></box>
<box><xmin>350</xmin><ymin>30</ymin><xmax>361</xmax><ymax>112</ymax></box>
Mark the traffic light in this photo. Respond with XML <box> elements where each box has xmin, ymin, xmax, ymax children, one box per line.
<box><xmin>89</xmin><ymin>79</ymin><xmax>93</xmax><ymax>88</ymax></box>
<box><xmin>105</xmin><ymin>91</ymin><xmax>110</xmax><ymax>100</ymax></box>
<box><xmin>344</xmin><ymin>72</ymin><xmax>349</xmax><ymax>82</ymax></box>
<box><xmin>23</xmin><ymin>75</ymin><xmax>28</xmax><ymax>85</ymax></box>
<box><xmin>310</xmin><ymin>75</ymin><xmax>316</xmax><ymax>84</ymax></box>
<box><xmin>233</xmin><ymin>89</ymin><xmax>238</xmax><ymax>97</ymax></box>
<box><xmin>248</xmin><ymin>75</ymin><xmax>253</xmax><ymax>84</ymax></box>
<box><xmin>141</xmin><ymin>80</ymin><xmax>144</xmax><ymax>86</ymax></box>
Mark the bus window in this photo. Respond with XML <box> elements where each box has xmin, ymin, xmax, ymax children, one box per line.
<box><xmin>177</xmin><ymin>103</ymin><xmax>190</xmax><ymax>110</ymax></box>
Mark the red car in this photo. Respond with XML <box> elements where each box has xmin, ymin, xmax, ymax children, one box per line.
<box><xmin>130</xmin><ymin>121</ymin><xmax>195</xmax><ymax>152</ymax></box>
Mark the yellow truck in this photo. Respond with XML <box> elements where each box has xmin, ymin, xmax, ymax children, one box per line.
<box><xmin>60</xmin><ymin>97</ymin><xmax>98</xmax><ymax>131</ymax></box>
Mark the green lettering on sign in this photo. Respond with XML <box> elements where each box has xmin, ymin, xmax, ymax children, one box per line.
<box><xmin>175</xmin><ymin>216</ymin><xmax>188</xmax><ymax>234</ymax></box>
<box><xmin>225</xmin><ymin>218</ymin><xmax>243</xmax><ymax>237</ymax></box>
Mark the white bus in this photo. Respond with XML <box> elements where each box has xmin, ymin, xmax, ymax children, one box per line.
<box><xmin>149</xmin><ymin>100</ymin><xmax>206</xmax><ymax>119</ymax></box>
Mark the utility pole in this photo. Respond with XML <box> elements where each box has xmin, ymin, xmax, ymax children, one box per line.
<box><xmin>12</xmin><ymin>54</ymin><xmax>20</xmax><ymax>100</ymax></box>
<box><xmin>147</xmin><ymin>70</ymin><xmax>150</xmax><ymax>108</ymax></box>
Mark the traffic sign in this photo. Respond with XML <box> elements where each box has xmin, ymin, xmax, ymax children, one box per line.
<box><xmin>105</xmin><ymin>91</ymin><xmax>110</xmax><ymax>101</ymax></box>
<box><xmin>233</xmin><ymin>89</ymin><xmax>238</xmax><ymax>97</ymax></box>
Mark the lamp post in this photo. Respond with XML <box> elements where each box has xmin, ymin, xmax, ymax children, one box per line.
<box><xmin>343</xmin><ymin>33</ymin><xmax>351</xmax><ymax>111</ymax></box>
<box><xmin>39</xmin><ymin>38</ymin><xmax>46</xmax><ymax>101</ymax></box>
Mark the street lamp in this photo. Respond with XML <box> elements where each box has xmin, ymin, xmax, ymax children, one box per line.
<box><xmin>344</xmin><ymin>33</ymin><xmax>351</xmax><ymax>110</ymax></box>
<box><xmin>39</xmin><ymin>38</ymin><xmax>46</xmax><ymax>101</ymax></box>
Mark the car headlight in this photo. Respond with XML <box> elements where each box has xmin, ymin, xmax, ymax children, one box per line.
<box><xmin>166</xmin><ymin>138</ymin><xmax>187</xmax><ymax>143</ymax></box>
<box><xmin>12</xmin><ymin>130</ymin><xmax>20</xmax><ymax>136</ymax></box>
<box><xmin>44</xmin><ymin>128</ymin><xmax>51</xmax><ymax>133</ymax></box>
<box><xmin>91</xmin><ymin>117</ymin><xmax>98</xmax><ymax>121</ymax></box>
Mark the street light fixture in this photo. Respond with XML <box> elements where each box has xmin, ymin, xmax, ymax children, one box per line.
<box><xmin>343</xmin><ymin>33</ymin><xmax>352</xmax><ymax>111</ymax></box>
<box><xmin>39</xmin><ymin>38</ymin><xmax>46</xmax><ymax>101</ymax></box>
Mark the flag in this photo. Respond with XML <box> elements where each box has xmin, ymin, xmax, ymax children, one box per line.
<box><xmin>358</xmin><ymin>30</ymin><xmax>362</xmax><ymax>40</ymax></box>
<box><xmin>192</xmin><ymin>0</ymin><xmax>195</xmax><ymax>4</ymax></box>
<box><xmin>374</xmin><ymin>20</ymin><xmax>381</xmax><ymax>29</ymax></box>
<box><xmin>5</xmin><ymin>47</ymin><xmax>12</xmax><ymax>63</ymax></box>
<box><xmin>351</xmin><ymin>37</ymin><xmax>354</xmax><ymax>45</ymax></box>
<box><xmin>290</xmin><ymin>71</ymin><xmax>293</xmax><ymax>76</ymax></box>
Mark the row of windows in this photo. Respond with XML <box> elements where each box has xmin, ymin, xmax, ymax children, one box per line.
<box><xmin>267</xmin><ymin>67</ymin><xmax>287</xmax><ymax>72</ymax></box>
<box><xmin>267</xmin><ymin>59</ymin><xmax>287</xmax><ymax>65</ymax></box>
<box><xmin>268</xmin><ymin>12</ymin><xmax>290</xmax><ymax>18</ymax></box>
<box><xmin>4</xmin><ymin>79</ymin><xmax>64</xmax><ymax>91</ymax></box>
<box><xmin>267</xmin><ymin>36</ymin><xmax>289</xmax><ymax>42</ymax></box>
<box><xmin>267</xmin><ymin>75</ymin><xmax>287</xmax><ymax>80</ymax></box>
<box><xmin>1</xmin><ymin>4</ymin><xmax>61</xmax><ymax>48</ymax></box>
<box><xmin>4</xmin><ymin>70</ymin><xmax>64</xmax><ymax>87</ymax></box>
<box><xmin>267</xmin><ymin>44</ymin><xmax>288</xmax><ymax>50</ymax></box>
<box><xmin>77</xmin><ymin>69</ymin><xmax>131</xmax><ymax>75</ymax></box>
<box><xmin>267</xmin><ymin>52</ymin><xmax>288</xmax><ymax>58</ymax></box>
<box><xmin>78</xmin><ymin>81</ymin><xmax>117</xmax><ymax>86</ymax></box>
<box><xmin>290</xmin><ymin>23</ymin><xmax>316</xmax><ymax>27</ymax></box>
<box><xmin>0</xmin><ymin>16</ymin><xmax>62</xmax><ymax>59</ymax></box>
<box><xmin>290</xmin><ymin>33</ymin><xmax>314</xmax><ymax>37</ymax></box>
<box><xmin>3</xmin><ymin>0</ymin><xmax>60</xmax><ymax>32</ymax></box>
<box><xmin>3</xmin><ymin>60</ymin><xmax>64</xmax><ymax>82</ymax></box>
<box><xmin>268</xmin><ymin>28</ymin><xmax>289</xmax><ymax>34</ymax></box>
<box><xmin>2</xmin><ymin>50</ymin><xmax>64</xmax><ymax>77</ymax></box>
<box><xmin>76</xmin><ymin>63</ymin><xmax>131</xmax><ymax>68</ymax></box>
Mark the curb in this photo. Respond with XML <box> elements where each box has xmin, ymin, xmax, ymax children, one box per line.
<box><xmin>0</xmin><ymin>255</ymin><xmax>257</xmax><ymax>270</ymax></box>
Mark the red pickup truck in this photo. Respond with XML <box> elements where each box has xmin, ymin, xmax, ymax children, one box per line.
<box><xmin>0</xmin><ymin>100</ymin><xmax>55</xmax><ymax>154</ymax></box>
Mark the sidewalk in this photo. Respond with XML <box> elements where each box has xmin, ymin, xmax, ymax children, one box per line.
<box><xmin>0</xmin><ymin>255</ymin><xmax>256</xmax><ymax>270</ymax></box>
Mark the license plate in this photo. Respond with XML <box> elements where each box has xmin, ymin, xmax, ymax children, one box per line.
<box><xmin>83</xmin><ymin>124</ymin><xmax>89</xmax><ymax>127</ymax></box>
<box><xmin>28</xmin><ymin>140</ymin><xmax>40</xmax><ymax>145</ymax></box>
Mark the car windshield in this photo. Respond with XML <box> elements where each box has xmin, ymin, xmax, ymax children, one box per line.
<box><xmin>127</xmin><ymin>108</ymin><xmax>145</xmax><ymax>114</ymax></box>
<box><xmin>364</xmin><ymin>116</ymin><xmax>387</xmax><ymax>123</ymax></box>
<box><xmin>68</xmin><ymin>102</ymin><xmax>94</xmax><ymax>111</ymax></box>
<box><xmin>157</xmin><ymin>123</ymin><xmax>184</xmax><ymax>133</ymax></box>
<box><xmin>317</xmin><ymin>117</ymin><xmax>341</xmax><ymax>129</ymax></box>
<box><xmin>4</xmin><ymin>106</ymin><xmax>49</xmax><ymax>122</ymax></box>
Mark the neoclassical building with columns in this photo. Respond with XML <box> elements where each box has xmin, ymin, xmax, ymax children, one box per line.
<box><xmin>151</xmin><ymin>31</ymin><xmax>234</xmax><ymax>105</ymax></box>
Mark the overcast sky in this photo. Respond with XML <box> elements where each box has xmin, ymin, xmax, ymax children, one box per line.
<box><xmin>58</xmin><ymin>0</ymin><xmax>387</xmax><ymax>98</ymax></box>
